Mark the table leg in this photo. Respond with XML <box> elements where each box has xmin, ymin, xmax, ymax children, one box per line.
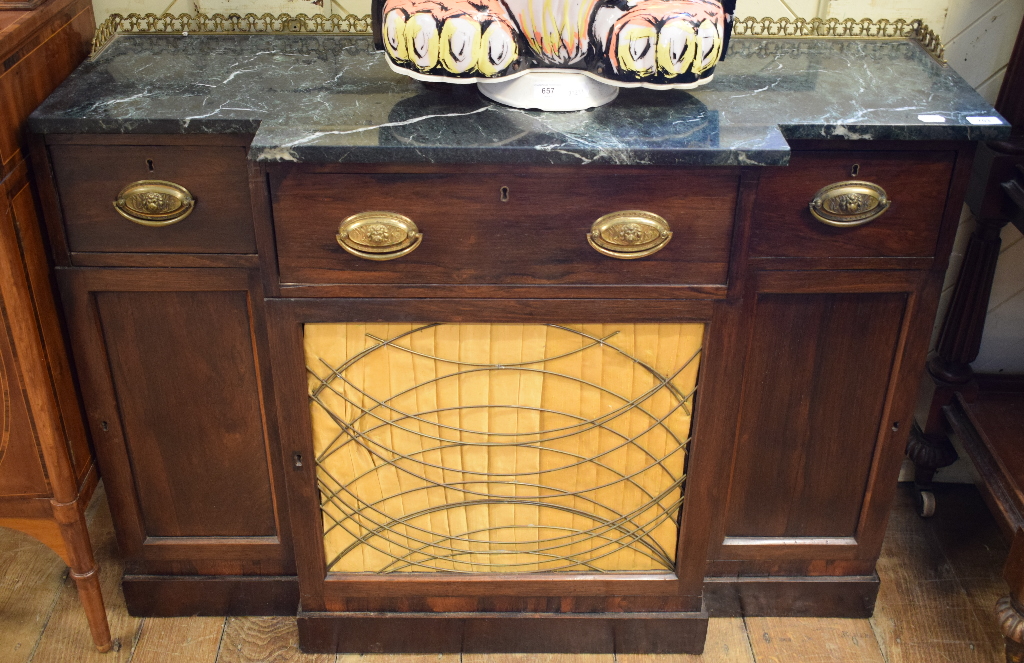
<box><xmin>52</xmin><ymin>498</ymin><xmax>112</xmax><ymax>652</ymax></box>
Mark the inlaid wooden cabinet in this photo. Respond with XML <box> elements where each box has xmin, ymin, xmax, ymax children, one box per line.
<box><xmin>33</xmin><ymin>131</ymin><xmax>973</xmax><ymax>651</ymax></box>
<box><xmin>0</xmin><ymin>0</ymin><xmax>111</xmax><ymax>650</ymax></box>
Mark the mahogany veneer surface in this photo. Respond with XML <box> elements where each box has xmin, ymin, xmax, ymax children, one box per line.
<box><xmin>272</xmin><ymin>168</ymin><xmax>739</xmax><ymax>286</ymax></box>
<box><xmin>96</xmin><ymin>289</ymin><xmax>276</xmax><ymax>538</ymax></box>
<box><xmin>51</xmin><ymin>144</ymin><xmax>257</xmax><ymax>254</ymax></box>
<box><xmin>751</xmin><ymin>150</ymin><xmax>956</xmax><ymax>259</ymax></box>
<box><xmin>727</xmin><ymin>291</ymin><xmax>907</xmax><ymax>538</ymax></box>
<box><xmin>35</xmin><ymin>140</ymin><xmax>972</xmax><ymax>636</ymax></box>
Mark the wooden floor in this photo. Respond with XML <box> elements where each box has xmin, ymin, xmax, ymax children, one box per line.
<box><xmin>0</xmin><ymin>483</ymin><xmax>1011</xmax><ymax>662</ymax></box>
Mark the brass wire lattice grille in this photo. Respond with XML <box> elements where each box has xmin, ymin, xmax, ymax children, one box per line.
<box><xmin>305</xmin><ymin>323</ymin><xmax>703</xmax><ymax>574</ymax></box>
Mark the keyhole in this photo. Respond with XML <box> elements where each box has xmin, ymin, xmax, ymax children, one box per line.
<box><xmin>500</xmin><ymin>186</ymin><xmax>509</xmax><ymax>202</ymax></box>
<box><xmin>101</xmin><ymin>421</ymin><xmax>109</xmax><ymax>431</ymax></box>
<box><xmin>851</xmin><ymin>164</ymin><xmax>860</xmax><ymax>177</ymax></box>
<box><xmin>146</xmin><ymin>159</ymin><xmax>155</xmax><ymax>172</ymax></box>
<box><xmin>293</xmin><ymin>452</ymin><xmax>303</xmax><ymax>469</ymax></box>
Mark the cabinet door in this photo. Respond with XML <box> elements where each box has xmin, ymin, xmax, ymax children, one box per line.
<box><xmin>268</xmin><ymin>298</ymin><xmax>719</xmax><ymax>618</ymax></box>
<box><xmin>0</xmin><ymin>182</ymin><xmax>50</xmax><ymax>502</ymax></box>
<box><xmin>59</xmin><ymin>268</ymin><xmax>292</xmax><ymax>575</ymax></box>
<box><xmin>710</xmin><ymin>270</ymin><xmax>938</xmax><ymax>575</ymax></box>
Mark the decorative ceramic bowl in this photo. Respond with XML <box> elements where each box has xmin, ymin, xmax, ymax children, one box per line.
<box><xmin>377</xmin><ymin>0</ymin><xmax>735</xmax><ymax>106</ymax></box>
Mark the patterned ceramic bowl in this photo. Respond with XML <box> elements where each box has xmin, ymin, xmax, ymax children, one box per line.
<box><xmin>376</xmin><ymin>0</ymin><xmax>735</xmax><ymax>90</ymax></box>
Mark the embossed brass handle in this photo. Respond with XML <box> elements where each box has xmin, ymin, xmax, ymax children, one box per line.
<box><xmin>810</xmin><ymin>181</ymin><xmax>891</xmax><ymax>227</ymax></box>
<box><xmin>336</xmin><ymin>211</ymin><xmax>422</xmax><ymax>261</ymax></box>
<box><xmin>114</xmin><ymin>180</ymin><xmax>196</xmax><ymax>227</ymax></box>
<box><xmin>587</xmin><ymin>211</ymin><xmax>672</xmax><ymax>260</ymax></box>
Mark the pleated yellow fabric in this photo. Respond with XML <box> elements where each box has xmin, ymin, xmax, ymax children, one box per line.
<box><xmin>305</xmin><ymin>323</ymin><xmax>702</xmax><ymax>574</ymax></box>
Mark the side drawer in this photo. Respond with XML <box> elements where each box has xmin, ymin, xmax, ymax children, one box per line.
<box><xmin>749</xmin><ymin>150</ymin><xmax>955</xmax><ymax>260</ymax></box>
<box><xmin>271</xmin><ymin>168</ymin><xmax>739</xmax><ymax>287</ymax></box>
<box><xmin>50</xmin><ymin>144</ymin><xmax>256</xmax><ymax>255</ymax></box>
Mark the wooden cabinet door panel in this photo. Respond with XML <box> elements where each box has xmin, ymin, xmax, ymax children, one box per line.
<box><xmin>267</xmin><ymin>298</ymin><xmax>719</xmax><ymax>613</ymax></box>
<box><xmin>0</xmin><ymin>321</ymin><xmax>51</xmax><ymax>498</ymax></box>
<box><xmin>95</xmin><ymin>289</ymin><xmax>275</xmax><ymax>538</ymax></box>
<box><xmin>60</xmin><ymin>268</ymin><xmax>293</xmax><ymax>574</ymax></box>
<box><xmin>725</xmin><ymin>291</ymin><xmax>907</xmax><ymax>539</ymax></box>
<box><xmin>708</xmin><ymin>268</ymin><xmax>941</xmax><ymax>575</ymax></box>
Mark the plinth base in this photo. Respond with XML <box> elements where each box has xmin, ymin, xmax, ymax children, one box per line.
<box><xmin>297</xmin><ymin>607</ymin><xmax>709</xmax><ymax>654</ymax></box>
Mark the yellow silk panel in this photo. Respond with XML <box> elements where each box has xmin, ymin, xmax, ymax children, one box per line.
<box><xmin>305</xmin><ymin>323</ymin><xmax>703</xmax><ymax>574</ymax></box>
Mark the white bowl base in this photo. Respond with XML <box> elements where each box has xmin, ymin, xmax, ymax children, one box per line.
<box><xmin>477</xmin><ymin>71</ymin><xmax>619</xmax><ymax>111</ymax></box>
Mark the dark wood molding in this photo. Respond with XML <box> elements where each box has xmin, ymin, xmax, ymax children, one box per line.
<box><xmin>122</xmin><ymin>575</ymin><xmax>300</xmax><ymax>616</ymax></box>
<box><xmin>297</xmin><ymin>608</ymin><xmax>709</xmax><ymax>654</ymax></box>
<box><xmin>703</xmin><ymin>575</ymin><xmax>879</xmax><ymax>618</ymax></box>
<box><xmin>118</xmin><ymin>571</ymin><xmax>884</xmax><ymax>620</ymax></box>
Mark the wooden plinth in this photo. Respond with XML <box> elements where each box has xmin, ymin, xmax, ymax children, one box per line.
<box><xmin>297</xmin><ymin>608</ymin><xmax>709</xmax><ymax>654</ymax></box>
<box><xmin>122</xmin><ymin>575</ymin><xmax>300</xmax><ymax>616</ymax></box>
<box><xmin>121</xmin><ymin>572</ymin><xmax>879</xmax><ymax>622</ymax></box>
<box><xmin>703</xmin><ymin>574</ymin><xmax>879</xmax><ymax>617</ymax></box>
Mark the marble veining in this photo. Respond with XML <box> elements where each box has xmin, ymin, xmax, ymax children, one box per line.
<box><xmin>29</xmin><ymin>34</ymin><xmax>1010</xmax><ymax>166</ymax></box>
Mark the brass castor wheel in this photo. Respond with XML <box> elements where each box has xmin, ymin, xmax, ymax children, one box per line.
<box><xmin>915</xmin><ymin>489</ymin><xmax>936</xmax><ymax>518</ymax></box>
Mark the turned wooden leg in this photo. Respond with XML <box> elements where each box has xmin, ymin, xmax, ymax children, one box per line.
<box><xmin>999</xmin><ymin>530</ymin><xmax>1024</xmax><ymax>663</ymax></box>
<box><xmin>908</xmin><ymin>209</ymin><xmax>1011</xmax><ymax>516</ymax></box>
<box><xmin>997</xmin><ymin>596</ymin><xmax>1024</xmax><ymax>663</ymax></box>
<box><xmin>70</xmin><ymin>567</ymin><xmax>112</xmax><ymax>652</ymax></box>
<box><xmin>52</xmin><ymin>498</ymin><xmax>112</xmax><ymax>652</ymax></box>
<box><xmin>905</xmin><ymin>422</ymin><xmax>958</xmax><ymax>517</ymax></box>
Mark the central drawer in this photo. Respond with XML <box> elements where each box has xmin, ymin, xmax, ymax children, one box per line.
<box><xmin>270</xmin><ymin>169</ymin><xmax>739</xmax><ymax>287</ymax></box>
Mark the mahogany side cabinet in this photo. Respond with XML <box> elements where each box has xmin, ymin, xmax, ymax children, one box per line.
<box><xmin>29</xmin><ymin>127</ymin><xmax>976</xmax><ymax>652</ymax></box>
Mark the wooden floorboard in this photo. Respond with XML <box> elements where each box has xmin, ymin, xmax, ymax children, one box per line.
<box><xmin>921</xmin><ymin>484</ymin><xmax>1010</xmax><ymax>659</ymax></box>
<box><xmin>616</xmin><ymin>617</ymin><xmax>754</xmax><ymax>663</ymax></box>
<box><xmin>0</xmin><ymin>482</ymin><xmax>1012</xmax><ymax>662</ymax></box>
<box><xmin>869</xmin><ymin>484</ymin><xmax>1005</xmax><ymax>663</ymax></box>
<box><xmin>746</xmin><ymin>617</ymin><xmax>886</xmax><ymax>662</ymax></box>
<box><xmin>127</xmin><ymin>615</ymin><xmax>225</xmax><ymax>663</ymax></box>
<box><xmin>339</xmin><ymin>656</ymin><xmax>458</xmax><ymax>663</ymax></box>
<box><xmin>463</xmin><ymin>657</ymin><xmax>610</xmax><ymax>663</ymax></box>
<box><xmin>219</xmin><ymin>616</ymin><xmax>334</xmax><ymax>663</ymax></box>
<box><xmin>0</xmin><ymin>525</ymin><xmax>65</xmax><ymax>663</ymax></box>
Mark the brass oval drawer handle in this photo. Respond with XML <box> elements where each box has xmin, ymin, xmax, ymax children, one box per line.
<box><xmin>336</xmin><ymin>211</ymin><xmax>422</xmax><ymax>261</ymax></box>
<box><xmin>113</xmin><ymin>180</ymin><xmax>196</xmax><ymax>227</ymax></box>
<box><xmin>810</xmin><ymin>181</ymin><xmax>891</xmax><ymax>227</ymax></box>
<box><xmin>587</xmin><ymin>211</ymin><xmax>672</xmax><ymax>260</ymax></box>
